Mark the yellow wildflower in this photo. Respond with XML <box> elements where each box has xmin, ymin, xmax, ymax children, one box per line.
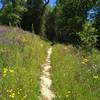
<box><xmin>81</xmin><ymin>61</ymin><xmax>86</xmax><ymax>64</ymax></box>
<box><xmin>9</xmin><ymin>69</ymin><xmax>14</xmax><ymax>73</ymax></box>
<box><xmin>3</xmin><ymin>68</ymin><xmax>8</xmax><ymax>73</ymax></box>
<box><xmin>23</xmin><ymin>95</ymin><xmax>27</xmax><ymax>99</ymax></box>
<box><xmin>67</xmin><ymin>91</ymin><xmax>71</xmax><ymax>94</ymax></box>
<box><xmin>84</xmin><ymin>58</ymin><xmax>88</xmax><ymax>62</ymax></box>
<box><xmin>81</xmin><ymin>58</ymin><xmax>88</xmax><ymax>65</ymax></box>
<box><xmin>11</xmin><ymin>93</ymin><xmax>15</xmax><ymax>98</ymax></box>
<box><xmin>93</xmin><ymin>75</ymin><xmax>99</xmax><ymax>79</ymax></box>
<box><xmin>9</xmin><ymin>89</ymin><xmax>13</xmax><ymax>93</ymax></box>
<box><xmin>3</xmin><ymin>68</ymin><xmax>9</xmax><ymax>77</ymax></box>
<box><xmin>19</xmin><ymin>89</ymin><xmax>22</xmax><ymax>91</ymax></box>
<box><xmin>66</xmin><ymin>94</ymin><xmax>69</xmax><ymax>98</ymax></box>
<box><xmin>7</xmin><ymin>90</ymin><xmax>9</xmax><ymax>92</ymax></box>
<box><xmin>18</xmin><ymin>91</ymin><xmax>20</xmax><ymax>94</ymax></box>
<box><xmin>9</xmin><ymin>92</ymin><xmax>15</xmax><ymax>98</ymax></box>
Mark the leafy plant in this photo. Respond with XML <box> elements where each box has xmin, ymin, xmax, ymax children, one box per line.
<box><xmin>77</xmin><ymin>21</ymin><xmax>97</xmax><ymax>52</ymax></box>
<box><xmin>0</xmin><ymin>0</ymin><xmax>27</xmax><ymax>26</ymax></box>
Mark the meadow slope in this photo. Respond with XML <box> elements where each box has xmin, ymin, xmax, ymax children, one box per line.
<box><xmin>0</xmin><ymin>26</ymin><xmax>49</xmax><ymax>99</ymax></box>
<box><xmin>51</xmin><ymin>44</ymin><xmax>100</xmax><ymax>100</ymax></box>
<box><xmin>0</xmin><ymin>26</ymin><xmax>100</xmax><ymax>100</ymax></box>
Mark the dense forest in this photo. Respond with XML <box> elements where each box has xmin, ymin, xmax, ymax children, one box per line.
<box><xmin>0</xmin><ymin>0</ymin><xmax>100</xmax><ymax>51</ymax></box>
<box><xmin>0</xmin><ymin>0</ymin><xmax>100</xmax><ymax>99</ymax></box>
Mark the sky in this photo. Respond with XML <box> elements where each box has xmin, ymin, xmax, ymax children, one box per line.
<box><xmin>0</xmin><ymin>2</ymin><xmax>2</xmax><ymax>9</ymax></box>
<box><xmin>49</xmin><ymin>0</ymin><xmax>56</xmax><ymax>5</ymax></box>
<box><xmin>0</xmin><ymin>0</ymin><xmax>56</xmax><ymax>8</ymax></box>
<box><xmin>87</xmin><ymin>7</ymin><xmax>99</xmax><ymax>21</ymax></box>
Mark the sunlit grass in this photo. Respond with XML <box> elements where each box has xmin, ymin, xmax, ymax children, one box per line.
<box><xmin>0</xmin><ymin>26</ymin><xmax>100</xmax><ymax>99</ymax></box>
<box><xmin>51</xmin><ymin>44</ymin><xmax>100</xmax><ymax>100</ymax></box>
<box><xmin>0</xmin><ymin>27</ymin><xmax>49</xmax><ymax>99</ymax></box>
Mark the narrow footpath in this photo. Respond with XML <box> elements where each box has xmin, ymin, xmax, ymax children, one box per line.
<box><xmin>40</xmin><ymin>47</ymin><xmax>55</xmax><ymax>100</ymax></box>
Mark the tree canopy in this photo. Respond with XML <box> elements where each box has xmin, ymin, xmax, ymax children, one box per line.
<box><xmin>0</xmin><ymin>0</ymin><xmax>100</xmax><ymax>50</ymax></box>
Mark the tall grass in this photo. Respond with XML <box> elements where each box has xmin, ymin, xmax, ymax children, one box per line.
<box><xmin>51</xmin><ymin>44</ymin><xmax>100</xmax><ymax>100</ymax></box>
<box><xmin>0</xmin><ymin>27</ymin><xmax>49</xmax><ymax>99</ymax></box>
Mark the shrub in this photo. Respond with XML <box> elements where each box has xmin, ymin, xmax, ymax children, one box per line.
<box><xmin>77</xmin><ymin>21</ymin><xmax>97</xmax><ymax>52</ymax></box>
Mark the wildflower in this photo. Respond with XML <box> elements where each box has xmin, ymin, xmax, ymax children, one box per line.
<box><xmin>3</xmin><ymin>68</ymin><xmax>8</xmax><ymax>73</ymax></box>
<box><xmin>9</xmin><ymin>89</ymin><xmax>13</xmax><ymax>93</ymax></box>
<box><xmin>66</xmin><ymin>94</ymin><xmax>69</xmax><ymax>98</ymax></box>
<box><xmin>81</xmin><ymin>61</ymin><xmax>86</xmax><ymax>64</ymax></box>
<box><xmin>9</xmin><ymin>69</ymin><xmax>14</xmax><ymax>73</ymax></box>
<box><xmin>11</xmin><ymin>93</ymin><xmax>15</xmax><ymax>98</ymax></box>
<box><xmin>67</xmin><ymin>91</ymin><xmax>71</xmax><ymax>94</ymax></box>
<box><xmin>7</xmin><ymin>90</ymin><xmax>9</xmax><ymax>92</ymax></box>
<box><xmin>9</xmin><ymin>92</ymin><xmax>15</xmax><ymax>98</ymax></box>
<box><xmin>81</xmin><ymin>58</ymin><xmax>88</xmax><ymax>65</ymax></box>
<box><xmin>93</xmin><ymin>75</ymin><xmax>99</xmax><ymax>79</ymax></box>
<box><xmin>19</xmin><ymin>89</ymin><xmax>22</xmax><ymax>91</ymax></box>
<box><xmin>3</xmin><ymin>68</ymin><xmax>8</xmax><ymax>77</ymax></box>
<box><xmin>18</xmin><ymin>91</ymin><xmax>20</xmax><ymax>94</ymax></box>
<box><xmin>23</xmin><ymin>95</ymin><xmax>27</xmax><ymax>99</ymax></box>
<box><xmin>84</xmin><ymin>58</ymin><xmax>88</xmax><ymax>62</ymax></box>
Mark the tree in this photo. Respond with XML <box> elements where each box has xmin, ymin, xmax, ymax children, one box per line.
<box><xmin>45</xmin><ymin>5</ymin><xmax>56</xmax><ymax>41</ymax></box>
<box><xmin>94</xmin><ymin>8</ymin><xmax>100</xmax><ymax>48</ymax></box>
<box><xmin>55</xmin><ymin>0</ymin><xmax>97</xmax><ymax>44</ymax></box>
<box><xmin>0</xmin><ymin>0</ymin><xmax>27</xmax><ymax>26</ymax></box>
<box><xmin>21</xmin><ymin>0</ymin><xmax>49</xmax><ymax>35</ymax></box>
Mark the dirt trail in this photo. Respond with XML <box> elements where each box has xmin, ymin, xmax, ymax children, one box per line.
<box><xmin>40</xmin><ymin>47</ymin><xmax>55</xmax><ymax>100</ymax></box>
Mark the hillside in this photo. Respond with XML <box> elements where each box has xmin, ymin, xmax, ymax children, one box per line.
<box><xmin>0</xmin><ymin>0</ymin><xmax>100</xmax><ymax>100</ymax></box>
<box><xmin>0</xmin><ymin>26</ymin><xmax>49</xmax><ymax>99</ymax></box>
<box><xmin>51</xmin><ymin>44</ymin><xmax>100</xmax><ymax>100</ymax></box>
<box><xmin>0</xmin><ymin>26</ymin><xmax>100</xmax><ymax>100</ymax></box>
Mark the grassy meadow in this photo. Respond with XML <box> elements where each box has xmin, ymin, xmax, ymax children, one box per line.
<box><xmin>0</xmin><ymin>26</ymin><xmax>100</xmax><ymax>100</ymax></box>
<box><xmin>0</xmin><ymin>0</ymin><xmax>100</xmax><ymax>99</ymax></box>
<box><xmin>0</xmin><ymin>26</ymin><xmax>49</xmax><ymax>99</ymax></box>
<box><xmin>51</xmin><ymin>44</ymin><xmax>100</xmax><ymax>100</ymax></box>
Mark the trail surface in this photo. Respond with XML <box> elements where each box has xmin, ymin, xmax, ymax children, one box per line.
<box><xmin>40</xmin><ymin>47</ymin><xmax>55</xmax><ymax>100</ymax></box>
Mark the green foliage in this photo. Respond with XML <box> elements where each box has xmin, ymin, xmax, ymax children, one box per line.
<box><xmin>0</xmin><ymin>26</ymin><xmax>49</xmax><ymax>99</ymax></box>
<box><xmin>0</xmin><ymin>0</ymin><xmax>27</xmax><ymax>26</ymax></box>
<box><xmin>55</xmin><ymin>0</ymin><xmax>97</xmax><ymax>43</ymax></box>
<box><xmin>21</xmin><ymin>0</ymin><xmax>49</xmax><ymax>35</ymax></box>
<box><xmin>94</xmin><ymin>7</ymin><xmax>100</xmax><ymax>48</ymax></box>
<box><xmin>45</xmin><ymin>5</ymin><xmax>56</xmax><ymax>41</ymax></box>
<box><xmin>77</xmin><ymin>22</ymin><xmax>97</xmax><ymax>52</ymax></box>
<box><xmin>51</xmin><ymin>44</ymin><xmax>100</xmax><ymax>100</ymax></box>
<box><xmin>0</xmin><ymin>0</ymin><xmax>100</xmax><ymax>50</ymax></box>
<box><xmin>30</xmin><ymin>0</ymin><xmax>44</xmax><ymax>34</ymax></box>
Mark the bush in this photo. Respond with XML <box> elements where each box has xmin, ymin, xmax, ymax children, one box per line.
<box><xmin>0</xmin><ymin>1</ymin><xmax>27</xmax><ymax>26</ymax></box>
<box><xmin>77</xmin><ymin>22</ymin><xmax>97</xmax><ymax>52</ymax></box>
